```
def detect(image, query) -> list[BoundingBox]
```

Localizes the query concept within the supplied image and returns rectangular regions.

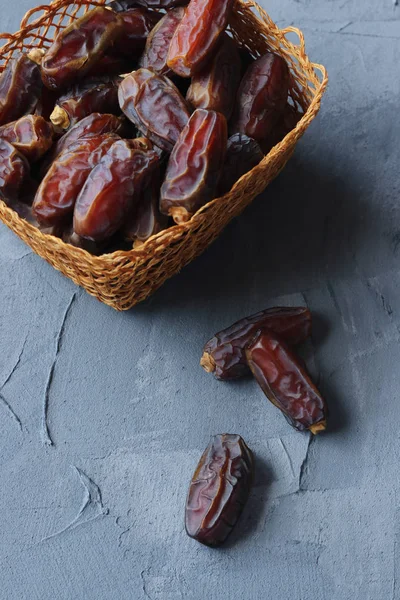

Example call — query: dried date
[86,52,134,78]
[231,52,289,142]
[33,134,118,226]
[0,115,54,163]
[139,8,185,76]
[50,78,120,131]
[114,8,161,57]
[118,69,191,152]
[0,140,30,203]
[262,103,301,154]
[160,109,227,223]
[0,54,43,126]
[245,329,328,433]
[218,133,264,195]
[186,34,241,120]
[109,0,187,10]
[74,139,159,241]
[41,7,123,90]
[185,434,254,547]
[167,0,234,77]
[201,306,311,380]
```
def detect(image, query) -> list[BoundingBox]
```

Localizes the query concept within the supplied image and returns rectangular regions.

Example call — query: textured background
[1,1,400,598]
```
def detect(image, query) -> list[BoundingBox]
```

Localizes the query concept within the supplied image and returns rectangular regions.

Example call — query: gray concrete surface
[1,1,400,598]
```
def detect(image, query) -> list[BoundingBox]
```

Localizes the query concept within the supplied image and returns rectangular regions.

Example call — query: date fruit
[231,52,289,143]
[139,8,185,76]
[41,7,123,90]
[0,140,30,202]
[119,69,191,152]
[33,134,117,226]
[109,0,188,10]
[74,139,159,241]
[185,434,254,547]
[167,0,234,78]
[218,133,264,195]
[160,109,227,223]
[186,34,241,120]
[50,78,120,131]
[114,8,161,57]
[0,115,54,163]
[201,306,312,380]
[0,54,43,126]
[246,329,328,433]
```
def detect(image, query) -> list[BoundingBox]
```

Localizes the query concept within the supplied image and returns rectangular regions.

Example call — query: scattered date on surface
[185,434,254,547]
[0,53,43,126]
[0,115,53,163]
[246,329,328,434]
[201,306,311,380]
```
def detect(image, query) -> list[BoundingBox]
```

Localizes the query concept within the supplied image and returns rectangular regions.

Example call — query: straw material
[0,0,328,310]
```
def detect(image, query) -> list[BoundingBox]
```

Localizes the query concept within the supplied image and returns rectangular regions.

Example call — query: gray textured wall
[1,1,400,598]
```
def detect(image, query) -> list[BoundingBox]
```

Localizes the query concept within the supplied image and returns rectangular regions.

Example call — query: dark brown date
[246,330,328,434]
[74,139,159,241]
[185,434,254,547]
[139,8,185,76]
[33,134,117,226]
[86,52,135,78]
[50,78,120,131]
[41,7,123,90]
[0,140,30,203]
[218,133,264,195]
[262,102,301,154]
[231,52,289,143]
[0,54,43,126]
[0,115,54,163]
[160,109,227,223]
[167,0,234,77]
[186,34,241,120]
[201,306,312,380]
[118,69,191,152]
[114,8,161,57]
[40,113,123,176]
[109,0,188,10]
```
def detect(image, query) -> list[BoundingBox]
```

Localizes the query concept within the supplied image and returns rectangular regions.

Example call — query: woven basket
[0,0,327,310]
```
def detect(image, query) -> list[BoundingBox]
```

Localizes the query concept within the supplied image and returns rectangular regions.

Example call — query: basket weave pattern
[0,0,327,310]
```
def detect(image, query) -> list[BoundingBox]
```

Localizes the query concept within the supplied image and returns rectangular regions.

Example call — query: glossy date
[74,139,159,241]
[218,133,264,195]
[167,0,234,77]
[41,7,123,90]
[160,109,227,223]
[0,115,54,163]
[109,0,187,10]
[114,8,161,57]
[246,330,328,433]
[118,69,190,152]
[0,139,30,203]
[186,34,241,120]
[185,434,254,547]
[231,52,289,143]
[139,8,185,76]
[33,134,117,226]
[0,54,43,126]
[201,306,312,380]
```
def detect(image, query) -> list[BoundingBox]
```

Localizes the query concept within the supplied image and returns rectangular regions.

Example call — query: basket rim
[0,0,328,266]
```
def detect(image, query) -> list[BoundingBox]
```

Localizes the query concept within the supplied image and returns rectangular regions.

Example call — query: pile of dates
[0,0,298,254]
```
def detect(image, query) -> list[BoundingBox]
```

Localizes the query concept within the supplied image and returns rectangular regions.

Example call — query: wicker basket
[0,0,327,310]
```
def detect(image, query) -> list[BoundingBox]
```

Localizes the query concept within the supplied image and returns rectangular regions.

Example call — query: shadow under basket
[0,0,328,311]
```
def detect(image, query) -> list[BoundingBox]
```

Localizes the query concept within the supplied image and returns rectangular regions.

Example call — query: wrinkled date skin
[160,109,227,223]
[0,140,30,203]
[231,52,289,142]
[139,8,185,76]
[118,69,191,152]
[0,54,43,126]
[246,330,328,434]
[109,0,188,10]
[201,306,312,380]
[167,0,234,77]
[186,35,241,120]
[51,78,120,130]
[0,115,54,163]
[33,134,117,226]
[114,8,161,57]
[185,434,254,547]
[86,52,134,78]
[74,139,159,241]
[41,7,123,90]
[262,102,301,154]
[218,133,264,195]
